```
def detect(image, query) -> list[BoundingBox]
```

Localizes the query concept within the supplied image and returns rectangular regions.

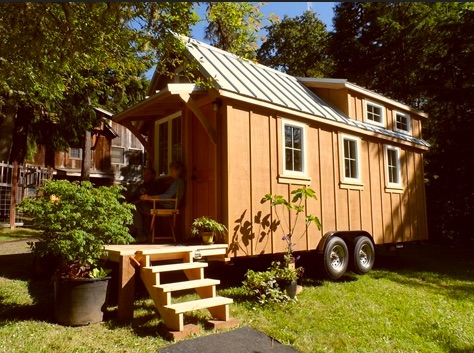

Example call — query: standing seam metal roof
[180,35,429,148]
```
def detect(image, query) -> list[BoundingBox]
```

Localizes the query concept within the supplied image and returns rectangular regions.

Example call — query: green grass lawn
[1,227,473,353]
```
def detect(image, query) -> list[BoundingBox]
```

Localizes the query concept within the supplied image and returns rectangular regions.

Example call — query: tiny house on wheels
[113,35,429,280]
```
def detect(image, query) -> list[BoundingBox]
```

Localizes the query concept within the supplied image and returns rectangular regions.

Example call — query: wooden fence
[0,161,51,226]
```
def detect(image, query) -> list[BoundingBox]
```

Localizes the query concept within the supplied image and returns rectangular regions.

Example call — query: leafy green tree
[0,2,268,226]
[330,2,474,246]
[204,2,265,59]
[257,10,334,77]
[0,2,199,165]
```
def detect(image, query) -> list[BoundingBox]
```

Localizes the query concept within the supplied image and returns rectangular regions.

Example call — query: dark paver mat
[159,326,301,353]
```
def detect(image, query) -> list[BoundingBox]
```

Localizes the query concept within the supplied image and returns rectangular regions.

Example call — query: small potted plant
[190,216,228,244]
[243,260,305,303]
[17,179,135,326]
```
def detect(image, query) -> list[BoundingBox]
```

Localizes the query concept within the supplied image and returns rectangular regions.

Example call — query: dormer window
[365,101,385,127]
[394,111,411,135]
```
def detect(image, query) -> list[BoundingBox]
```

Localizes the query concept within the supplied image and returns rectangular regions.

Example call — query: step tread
[143,262,208,273]
[165,296,233,314]
[154,279,220,292]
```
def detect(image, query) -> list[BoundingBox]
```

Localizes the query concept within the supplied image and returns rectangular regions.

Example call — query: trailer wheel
[352,236,375,274]
[322,236,349,280]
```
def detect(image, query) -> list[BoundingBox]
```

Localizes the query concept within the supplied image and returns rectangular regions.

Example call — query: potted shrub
[17,179,135,326]
[243,261,305,303]
[190,216,228,244]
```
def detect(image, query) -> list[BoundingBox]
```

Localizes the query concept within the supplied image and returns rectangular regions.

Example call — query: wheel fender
[317,230,374,253]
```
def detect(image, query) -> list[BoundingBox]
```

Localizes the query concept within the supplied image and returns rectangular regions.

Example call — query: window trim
[339,134,363,188]
[111,146,125,165]
[394,111,411,135]
[364,100,385,127]
[126,148,143,166]
[384,145,403,191]
[155,111,182,176]
[278,118,310,184]
[69,148,82,160]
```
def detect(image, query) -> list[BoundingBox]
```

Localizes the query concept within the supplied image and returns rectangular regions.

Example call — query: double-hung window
[385,145,402,188]
[394,111,411,135]
[156,112,182,176]
[281,119,308,181]
[340,134,362,185]
[365,101,385,126]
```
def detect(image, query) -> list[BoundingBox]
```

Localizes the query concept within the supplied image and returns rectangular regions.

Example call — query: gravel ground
[0,237,36,255]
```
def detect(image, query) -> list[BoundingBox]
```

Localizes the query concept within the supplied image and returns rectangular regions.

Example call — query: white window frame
[394,111,411,135]
[111,146,125,165]
[69,148,82,160]
[364,100,385,127]
[279,118,309,183]
[385,145,403,190]
[339,134,363,187]
[155,111,182,176]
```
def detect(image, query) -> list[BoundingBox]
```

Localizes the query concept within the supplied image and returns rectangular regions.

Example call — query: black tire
[322,236,349,280]
[352,236,375,274]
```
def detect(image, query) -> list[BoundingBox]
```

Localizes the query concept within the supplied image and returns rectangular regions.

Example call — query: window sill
[385,186,404,194]
[339,181,364,190]
[278,174,312,185]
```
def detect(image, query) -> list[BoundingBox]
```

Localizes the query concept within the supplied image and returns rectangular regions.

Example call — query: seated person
[127,167,162,204]
[131,162,185,243]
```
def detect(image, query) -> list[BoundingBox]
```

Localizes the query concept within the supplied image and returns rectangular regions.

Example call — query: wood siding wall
[223,102,428,258]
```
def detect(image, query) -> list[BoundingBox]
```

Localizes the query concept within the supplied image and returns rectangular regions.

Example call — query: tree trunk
[0,100,17,163]
[10,103,34,164]
[81,129,91,181]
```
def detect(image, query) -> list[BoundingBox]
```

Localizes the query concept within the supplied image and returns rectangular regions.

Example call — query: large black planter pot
[285,280,298,299]
[54,276,111,326]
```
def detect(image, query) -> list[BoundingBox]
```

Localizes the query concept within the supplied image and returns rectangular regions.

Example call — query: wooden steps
[143,262,208,273]
[137,248,238,335]
[155,279,220,293]
[165,296,233,314]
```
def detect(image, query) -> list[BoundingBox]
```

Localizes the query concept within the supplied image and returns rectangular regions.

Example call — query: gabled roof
[178,35,429,148]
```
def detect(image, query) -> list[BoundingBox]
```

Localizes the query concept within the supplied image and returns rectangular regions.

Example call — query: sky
[146,2,336,79]
[191,2,336,39]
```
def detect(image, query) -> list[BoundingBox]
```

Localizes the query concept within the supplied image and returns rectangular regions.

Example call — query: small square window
[365,101,385,126]
[111,147,125,164]
[69,148,82,160]
[395,112,411,135]
[127,149,143,165]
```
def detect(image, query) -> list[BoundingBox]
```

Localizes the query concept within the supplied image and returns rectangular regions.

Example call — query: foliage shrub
[260,186,321,266]
[17,179,135,278]
[242,261,303,305]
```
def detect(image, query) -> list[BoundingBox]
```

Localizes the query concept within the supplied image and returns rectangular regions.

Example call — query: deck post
[117,255,136,322]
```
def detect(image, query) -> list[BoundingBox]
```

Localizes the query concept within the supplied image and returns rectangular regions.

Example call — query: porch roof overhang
[113,83,204,125]
[112,83,213,162]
